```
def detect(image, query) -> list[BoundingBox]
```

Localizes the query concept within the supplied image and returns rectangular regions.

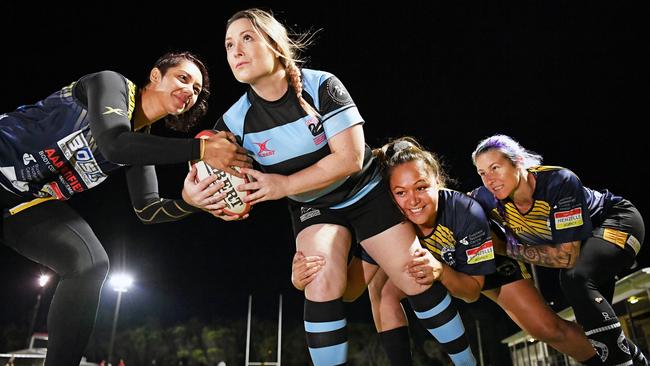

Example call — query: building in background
[502,268,650,365]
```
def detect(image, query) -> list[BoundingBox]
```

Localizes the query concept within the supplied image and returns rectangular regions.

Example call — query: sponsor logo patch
[466,240,495,264]
[601,228,628,248]
[554,207,583,230]
[22,153,36,165]
[252,139,275,157]
[299,207,321,222]
[59,131,106,188]
[103,106,126,116]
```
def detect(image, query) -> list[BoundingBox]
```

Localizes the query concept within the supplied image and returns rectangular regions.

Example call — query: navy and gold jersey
[356,189,496,275]
[0,71,135,200]
[419,189,496,276]
[471,166,622,246]
[216,69,380,209]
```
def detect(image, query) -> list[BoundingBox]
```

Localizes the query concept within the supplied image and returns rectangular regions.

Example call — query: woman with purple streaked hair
[471,134,647,365]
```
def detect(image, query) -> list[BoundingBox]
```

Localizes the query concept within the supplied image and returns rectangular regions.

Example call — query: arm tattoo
[507,242,577,268]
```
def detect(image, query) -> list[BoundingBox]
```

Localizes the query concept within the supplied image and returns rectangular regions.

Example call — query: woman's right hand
[183,165,250,221]
[406,248,443,285]
[291,251,325,291]
[202,131,252,178]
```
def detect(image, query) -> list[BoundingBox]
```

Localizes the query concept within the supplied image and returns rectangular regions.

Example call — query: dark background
[0,0,647,360]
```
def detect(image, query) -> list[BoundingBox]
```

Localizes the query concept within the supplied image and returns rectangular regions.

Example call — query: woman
[471,134,646,365]
[183,9,475,365]
[294,137,603,365]
[0,51,250,366]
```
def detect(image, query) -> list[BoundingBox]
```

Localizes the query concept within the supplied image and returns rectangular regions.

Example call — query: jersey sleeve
[125,164,199,224]
[316,74,364,139]
[453,195,496,276]
[469,186,502,222]
[547,169,593,243]
[82,71,201,165]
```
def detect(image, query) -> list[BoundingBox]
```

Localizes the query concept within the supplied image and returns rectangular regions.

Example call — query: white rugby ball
[192,129,251,216]
[191,160,251,216]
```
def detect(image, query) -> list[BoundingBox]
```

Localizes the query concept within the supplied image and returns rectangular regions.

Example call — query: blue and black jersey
[471,166,622,246]
[216,69,380,208]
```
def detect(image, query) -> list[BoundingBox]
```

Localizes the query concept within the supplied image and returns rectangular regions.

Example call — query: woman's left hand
[238,168,290,205]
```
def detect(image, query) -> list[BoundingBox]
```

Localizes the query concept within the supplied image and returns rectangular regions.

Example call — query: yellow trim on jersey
[61,82,76,98]
[420,225,455,257]
[8,196,56,215]
[126,79,136,120]
[528,165,564,173]
[502,201,553,241]
[518,261,532,279]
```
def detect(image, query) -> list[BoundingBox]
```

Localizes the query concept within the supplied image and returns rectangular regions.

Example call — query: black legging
[560,211,646,365]
[2,198,109,366]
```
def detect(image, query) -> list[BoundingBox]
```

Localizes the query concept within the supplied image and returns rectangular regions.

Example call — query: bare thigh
[297,223,352,301]
[361,221,427,296]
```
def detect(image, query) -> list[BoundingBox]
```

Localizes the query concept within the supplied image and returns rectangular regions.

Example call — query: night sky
[0,0,647,350]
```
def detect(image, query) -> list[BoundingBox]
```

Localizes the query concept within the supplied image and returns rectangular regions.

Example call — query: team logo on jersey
[466,241,495,264]
[326,77,352,105]
[305,116,326,145]
[252,139,275,157]
[554,207,583,230]
[22,153,36,165]
[441,246,456,267]
[103,106,126,116]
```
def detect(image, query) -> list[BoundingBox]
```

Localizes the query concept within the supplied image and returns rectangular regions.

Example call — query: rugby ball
[191,130,251,216]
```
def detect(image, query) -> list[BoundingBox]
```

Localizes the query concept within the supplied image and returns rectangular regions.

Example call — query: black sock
[304,298,348,366]
[379,326,412,366]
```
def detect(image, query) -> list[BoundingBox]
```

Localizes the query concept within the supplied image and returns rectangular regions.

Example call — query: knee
[560,268,590,294]
[306,270,346,301]
[526,318,571,344]
[66,247,110,281]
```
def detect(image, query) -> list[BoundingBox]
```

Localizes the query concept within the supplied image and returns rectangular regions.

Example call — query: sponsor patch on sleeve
[466,240,495,264]
[554,208,584,230]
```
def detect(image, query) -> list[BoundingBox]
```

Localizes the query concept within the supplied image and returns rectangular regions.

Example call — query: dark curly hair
[148,51,210,132]
[374,136,451,189]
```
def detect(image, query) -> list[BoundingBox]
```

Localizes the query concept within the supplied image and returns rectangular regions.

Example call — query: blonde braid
[285,60,320,118]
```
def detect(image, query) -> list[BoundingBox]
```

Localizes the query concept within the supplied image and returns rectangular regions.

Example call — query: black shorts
[594,198,645,257]
[482,255,531,291]
[289,180,406,243]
